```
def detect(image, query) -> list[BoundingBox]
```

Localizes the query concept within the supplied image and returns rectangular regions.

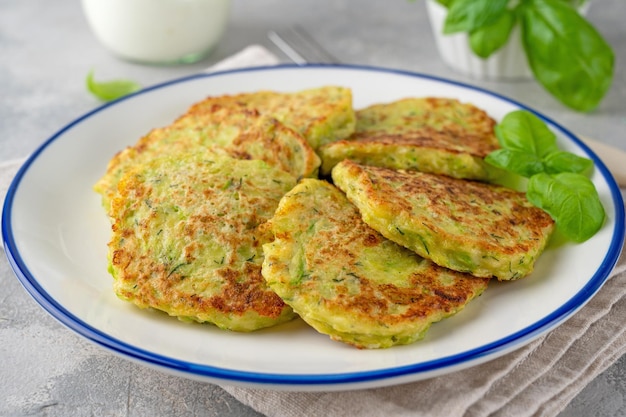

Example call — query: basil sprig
[485,110,605,242]
[438,0,614,112]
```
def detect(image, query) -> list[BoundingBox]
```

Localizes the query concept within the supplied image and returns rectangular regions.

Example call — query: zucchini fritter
[318,97,501,179]
[94,106,320,210]
[188,85,356,149]
[332,160,554,281]
[262,179,490,349]
[108,152,297,331]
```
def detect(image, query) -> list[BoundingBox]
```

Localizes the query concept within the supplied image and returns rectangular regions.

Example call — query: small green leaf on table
[86,71,141,102]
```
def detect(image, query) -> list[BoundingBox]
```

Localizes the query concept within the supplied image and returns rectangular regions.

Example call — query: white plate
[3,65,624,391]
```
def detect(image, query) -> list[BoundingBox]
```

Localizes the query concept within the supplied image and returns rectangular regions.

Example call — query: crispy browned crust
[332,160,555,280]
[347,126,498,158]
[372,167,551,253]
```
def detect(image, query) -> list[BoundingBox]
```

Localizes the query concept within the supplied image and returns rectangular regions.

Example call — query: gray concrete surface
[1,0,625,416]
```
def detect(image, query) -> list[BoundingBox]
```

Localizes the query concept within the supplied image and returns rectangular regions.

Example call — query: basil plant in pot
[425,0,614,112]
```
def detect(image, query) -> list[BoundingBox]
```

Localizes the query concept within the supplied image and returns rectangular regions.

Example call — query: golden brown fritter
[332,160,554,281]
[262,179,490,349]
[108,152,297,331]
[187,85,356,149]
[318,97,501,179]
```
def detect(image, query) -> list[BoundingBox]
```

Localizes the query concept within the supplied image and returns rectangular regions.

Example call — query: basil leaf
[443,0,510,34]
[543,150,593,175]
[436,0,454,7]
[519,0,614,111]
[485,149,544,178]
[86,71,141,102]
[562,0,588,8]
[485,109,606,242]
[469,9,516,58]
[527,172,605,242]
[495,110,558,157]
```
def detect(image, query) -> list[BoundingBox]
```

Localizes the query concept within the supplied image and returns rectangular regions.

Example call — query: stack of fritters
[97,88,555,348]
[262,179,490,349]
[260,96,553,347]
[98,86,354,332]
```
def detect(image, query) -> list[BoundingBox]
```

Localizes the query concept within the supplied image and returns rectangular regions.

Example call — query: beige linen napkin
[3,46,625,417]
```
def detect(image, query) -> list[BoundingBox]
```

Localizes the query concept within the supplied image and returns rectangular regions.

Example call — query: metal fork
[267,25,339,65]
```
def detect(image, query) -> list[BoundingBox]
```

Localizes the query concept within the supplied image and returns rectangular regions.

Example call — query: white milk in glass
[82,0,231,64]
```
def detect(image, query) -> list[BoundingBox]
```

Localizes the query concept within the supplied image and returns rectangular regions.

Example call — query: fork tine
[267,26,340,65]
[291,25,340,64]
[267,30,308,65]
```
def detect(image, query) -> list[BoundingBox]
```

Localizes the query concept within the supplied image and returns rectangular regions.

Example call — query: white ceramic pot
[82,0,231,65]
[425,0,531,80]
[425,0,590,80]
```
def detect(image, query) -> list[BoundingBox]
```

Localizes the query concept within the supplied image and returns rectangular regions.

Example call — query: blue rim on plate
[3,64,625,388]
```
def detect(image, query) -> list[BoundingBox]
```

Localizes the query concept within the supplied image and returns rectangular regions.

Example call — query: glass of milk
[81,0,231,65]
